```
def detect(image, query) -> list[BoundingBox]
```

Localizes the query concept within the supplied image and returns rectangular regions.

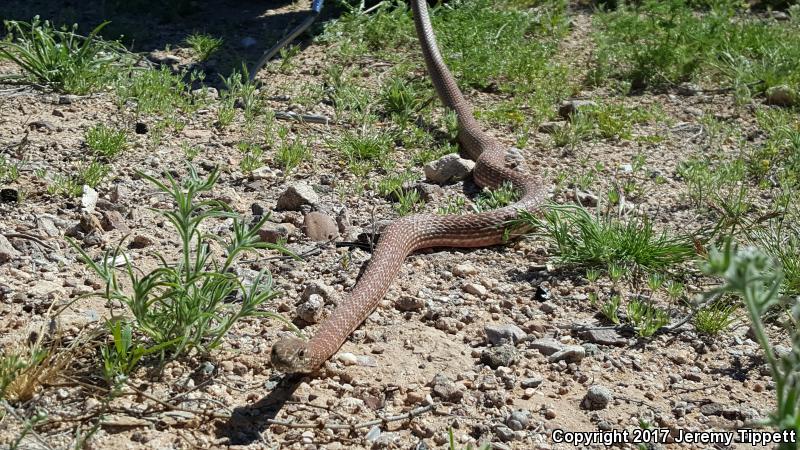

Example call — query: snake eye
[297,349,307,359]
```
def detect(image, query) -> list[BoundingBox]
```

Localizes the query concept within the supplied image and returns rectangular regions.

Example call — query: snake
[270,0,547,373]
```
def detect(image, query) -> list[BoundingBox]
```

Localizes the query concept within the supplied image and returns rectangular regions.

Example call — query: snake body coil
[270,0,547,373]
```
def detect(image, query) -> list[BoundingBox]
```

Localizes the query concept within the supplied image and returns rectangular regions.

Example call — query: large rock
[485,324,527,346]
[766,85,797,107]
[276,183,319,210]
[423,153,475,184]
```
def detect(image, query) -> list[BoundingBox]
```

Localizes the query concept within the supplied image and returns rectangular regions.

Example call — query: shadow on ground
[0,0,336,78]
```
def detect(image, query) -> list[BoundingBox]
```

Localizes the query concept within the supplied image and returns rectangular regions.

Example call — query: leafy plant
[473,182,519,212]
[703,240,798,446]
[70,166,292,365]
[0,17,127,93]
[516,204,695,271]
[238,142,264,174]
[0,155,21,184]
[626,298,669,337]
[276,139,311,174]
[86,123,128,158]
[694,299,738,335]
[185,33,222,61]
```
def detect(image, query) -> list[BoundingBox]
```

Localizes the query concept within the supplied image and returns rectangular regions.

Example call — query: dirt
[0,1,790,450]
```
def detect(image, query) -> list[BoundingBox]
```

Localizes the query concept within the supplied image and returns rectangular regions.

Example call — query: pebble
[766,85,796,107]
[276,182,319,210]
[494,425,516,442]
[258,222,295,243]
[431,373,463,402]
[558,99,597,119]
[337,353,358,366]
[395,296,425,312]
[463,283,487,297]
[580,328,627,346]
[484,324,527,346]
[296,293,324,323]
[301,281,336,302]
[529,338,563,356]
[453,263,478,277]
[423,153,475,184]
[302,211,338,241]
[0,234,19,263]
[81,185,99,213]
[481,345,516,369]
[101,210,129,232]
[548,345,585,363]
[581,385,612,410]
[506,409,530,431]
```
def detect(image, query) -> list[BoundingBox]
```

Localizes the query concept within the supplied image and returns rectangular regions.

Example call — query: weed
[85,123,128,158]
[626,298,669,337]
[394,188,424,216]
[590,0,800,94]
[70,167,292,368]
[749,219,800,296]
[185,33,222,61]
[47,161,109,197]
[702,240,798,446]
[0,17,127,93]
[276,139,311,174]
[382,77,422,123]
[277,44,301,73]
[237,142,264,174]
[592,292,621,325]
[516,204,695,271]
[181,142,201,161]
[473,182,519,212]
[117,66,197,117]
[0,155,21,184]
[694,299,738,335]
[336,128,393,173]
[438,196,467,215]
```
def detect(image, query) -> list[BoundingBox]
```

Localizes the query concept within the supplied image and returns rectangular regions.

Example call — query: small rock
[276,183,319,210]
[463,283,487,298]
[494,425,516,442]
[484,324,527,346]
[534,285,550,301]
[258,222,295,244]
[548,345,586,363]
[506,409,530,431]
[301,281,335,303]
[0,235,20,264]
[58,95,78,104]
[700,402,724,417]
[539,302,557,314]
[581,385,612,410]
[579,328,627,346]
[36,217,60,237]
[337,353,358,366]
[335,207,350,234]
[558,100,597,119]
[81,185,99,213]
[575,190,598,207]
[423,153,475,184]
[766,85,796,107]
[521,376,543,389]
[529,338,563,356]
[101,210,130,233]
[676,83,700,96]
[129,234,155,249]
[302,211,338,241]
[297,294,324,323]
[430,373,463,402]
[110,184,128,204]
[537,121,561,134]
[453,263,478,277]
[771,10,789,21]
[481,345,517,369]
[396,296,425,312]
[250,166,277,180]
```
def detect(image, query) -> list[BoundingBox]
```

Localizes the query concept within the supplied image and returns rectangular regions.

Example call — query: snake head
[270,337,315,373]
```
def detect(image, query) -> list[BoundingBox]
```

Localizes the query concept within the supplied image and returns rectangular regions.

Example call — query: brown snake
[270,0,547,373]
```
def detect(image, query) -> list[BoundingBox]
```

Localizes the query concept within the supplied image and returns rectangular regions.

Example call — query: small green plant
[702,240,798,446]
[694,299,738,335]
[0,17,126,94]
[594,293,621,325]
[393,188,423,216]
[238,142,264,174]
[0,155,21,184]
[516,204,695,271]
[278,44,301,73]
[117,66,198,117]
[85,123,128,158]
[47,161,109,197]
[627,298,669,337]
[382,77,421,122]
[438,196,467,215]
[336,128,393,173]
[276,139,311,174]
[181,142,201,161]
[101,320,171,382]
[473,182,519,212]
[70,166,292,366]
[185,33,222,61]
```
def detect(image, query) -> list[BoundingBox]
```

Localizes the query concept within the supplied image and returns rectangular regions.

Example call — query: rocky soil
[0,2,791,450]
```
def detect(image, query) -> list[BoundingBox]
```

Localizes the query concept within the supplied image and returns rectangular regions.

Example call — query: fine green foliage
[0,155,21,184]
[116,66,198,116]
[749,219,800,296]
[47,161,109,197]
[694,299,738,335]
[516,204,695,271]
[275,139,311,174]
[382,77,422,122]
[184,33,222,61]
[237,142,264,174]
[70,167,292,372]
[626,298,669,337]
[703,240,798,446]
[336,128,394,175]
[0,17,127,94]
[473,182,519,212]
[85,123,128,158]
[590,0,800,94]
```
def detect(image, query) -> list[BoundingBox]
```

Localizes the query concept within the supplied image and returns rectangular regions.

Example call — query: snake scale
[270,0,547,373]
